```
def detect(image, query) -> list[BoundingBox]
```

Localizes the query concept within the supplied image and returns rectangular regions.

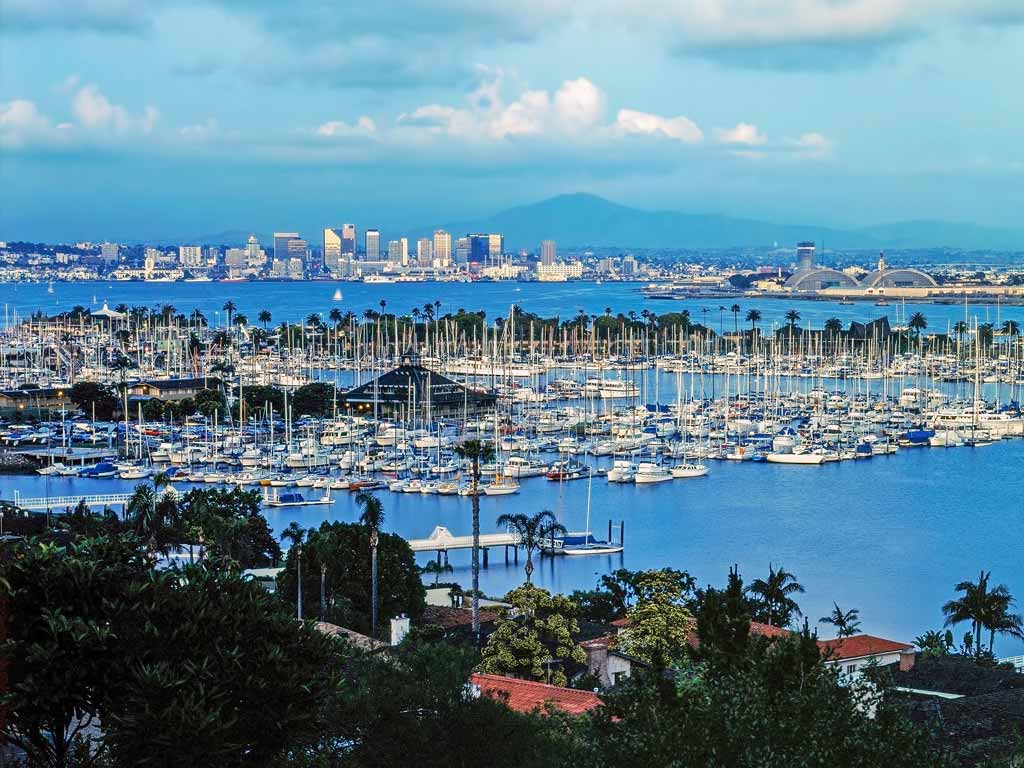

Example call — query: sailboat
[332,289,343,301]
[560,466,624,555]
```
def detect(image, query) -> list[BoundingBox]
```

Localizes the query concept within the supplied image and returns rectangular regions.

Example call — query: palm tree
[953,320,969,352]
[745,308,761,330]
[328,308,343,326]
[785,309,801,328]
[824,317,843,335]
[233,313,248,329]
[282,523,307,619]
[730,304,741,335]
[356,491,385,636]
[1001,319,1020,337]
[943,570,990,655]
[983,587,1024,653]
[126,475,178,556]
[453,439,495,636]
[222,300,237,329]
[747,563,804,627]
[820,602,861,638]
[258,309,272,329]
[421,560,454,585]
[908,311,928,337]
[496,510,567,583]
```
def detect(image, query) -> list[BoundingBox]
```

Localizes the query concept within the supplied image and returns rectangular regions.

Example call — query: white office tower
[433,230,451,267]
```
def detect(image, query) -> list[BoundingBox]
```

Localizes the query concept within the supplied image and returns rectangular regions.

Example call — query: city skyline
[2,3,1023,241]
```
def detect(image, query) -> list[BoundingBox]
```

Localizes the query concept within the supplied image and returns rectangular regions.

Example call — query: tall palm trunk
[370,531,379,636]
[471,457,481,636]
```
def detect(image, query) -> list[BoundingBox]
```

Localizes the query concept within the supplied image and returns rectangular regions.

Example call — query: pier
[8,491,133,512]
[409,525,577,566]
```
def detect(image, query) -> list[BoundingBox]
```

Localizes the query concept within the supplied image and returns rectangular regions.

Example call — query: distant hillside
[432,193,1022,251]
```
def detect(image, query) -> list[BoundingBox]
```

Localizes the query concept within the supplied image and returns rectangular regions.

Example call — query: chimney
[899,648,916,672]
[586,642,610,687]
[390,614,410,646]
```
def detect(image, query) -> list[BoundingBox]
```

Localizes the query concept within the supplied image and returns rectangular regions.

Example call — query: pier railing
[9,491,133,511]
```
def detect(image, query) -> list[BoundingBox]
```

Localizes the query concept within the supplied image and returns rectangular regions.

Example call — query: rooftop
[470,673,602,715]
[818,634,914,661]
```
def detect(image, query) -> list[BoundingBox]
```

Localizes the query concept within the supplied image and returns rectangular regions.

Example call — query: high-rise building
[323,228,343,273]
[274,232,299,262]
[540,240,556,266]
[455,237,470,265]
[365,229,380,261]
[621,255,638,275]
[488,233,504,263]
[225,248,246,268]
[416,238,433,267]
[100,243,119,263]
[178,245,203,268]
[469,234,489,264]
[342,224,356,258]
[387,240,402,264]
[796,241,816,271]
[287,238,308,264]
[400,237,409,266]
[246,234,265,267]
[432,230,451,267]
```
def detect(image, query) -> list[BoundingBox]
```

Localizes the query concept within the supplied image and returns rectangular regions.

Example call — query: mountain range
[435,194,1023,251]
[188,193,1022,251]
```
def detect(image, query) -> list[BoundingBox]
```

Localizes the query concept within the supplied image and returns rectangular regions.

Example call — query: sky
[1,1,1022,242]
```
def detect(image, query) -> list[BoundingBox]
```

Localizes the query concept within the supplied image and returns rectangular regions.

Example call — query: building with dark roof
[341,359,496,419]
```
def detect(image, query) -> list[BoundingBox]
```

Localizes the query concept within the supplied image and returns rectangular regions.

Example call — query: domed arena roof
[862,268,936,288]
[784,268,861,291]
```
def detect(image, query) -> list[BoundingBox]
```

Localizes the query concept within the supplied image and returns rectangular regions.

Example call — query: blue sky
[1,1,1022,242]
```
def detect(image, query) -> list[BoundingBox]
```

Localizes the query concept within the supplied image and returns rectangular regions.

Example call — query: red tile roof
[470,673,602,716]
[750,621,793,639]
[818,634,914,661]
[422,605,498,630]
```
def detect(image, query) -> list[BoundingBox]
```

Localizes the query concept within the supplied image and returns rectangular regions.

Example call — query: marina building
[341,359,497,419]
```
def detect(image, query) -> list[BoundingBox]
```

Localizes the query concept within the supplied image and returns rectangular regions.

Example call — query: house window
[612,671,627,685]
[845,664,858,675]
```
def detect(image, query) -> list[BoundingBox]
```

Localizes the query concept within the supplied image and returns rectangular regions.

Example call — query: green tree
[495,509,566,583]
[745,308,762,334]
[291,382,337,418]
[785,309,801,327]
[222,300,237,329]
[943,570,990,656]
[421,559,454,585]
[193,388,227,419]
[478,583,585,687]
[258,309,271,329]
[914,629,955,658]
[824,317,843,335]
[0,535,151,768]
[277,520,425,635]
[616,570,697,667]
[68,381,118,420]
[820,602,862,638]
[694,566,753,669]
[908,311,928,337]
[101,564,343,767]
[586,628,944,768]
[356,490,386,635]
[1001,319,1020,337]
[453,439,495,636]
[747,563,804,627]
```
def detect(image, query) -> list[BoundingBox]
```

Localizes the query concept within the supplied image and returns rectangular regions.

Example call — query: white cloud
[71,84,158,135]
[180,118,221,140]
[717,122,766,145]
[619,0,1024,49]
[0,99,71,149]
[554,78,605,131]
[315,116,377,138]
[615,108,704,143]
[787,131,832,156]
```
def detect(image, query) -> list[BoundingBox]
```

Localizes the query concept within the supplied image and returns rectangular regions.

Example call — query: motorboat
[670,462,709,478]
[606,460,637,483]
[634,462,672,484]
[482,477,521,495]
